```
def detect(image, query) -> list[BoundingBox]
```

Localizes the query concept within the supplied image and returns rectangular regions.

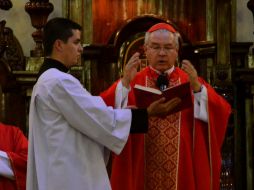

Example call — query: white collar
[149,65,175,75]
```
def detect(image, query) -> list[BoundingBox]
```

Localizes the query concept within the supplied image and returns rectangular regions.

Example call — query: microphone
[156,73,169,91]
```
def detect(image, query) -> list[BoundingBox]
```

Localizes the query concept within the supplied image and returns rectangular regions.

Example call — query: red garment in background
[0,123,28,190]
[101,67,231,190]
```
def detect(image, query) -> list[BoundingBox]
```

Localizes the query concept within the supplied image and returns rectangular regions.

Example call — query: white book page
[134,84,162,95]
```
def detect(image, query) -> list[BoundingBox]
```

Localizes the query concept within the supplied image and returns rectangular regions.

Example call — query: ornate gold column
[214,0,232,86]
[63,0,92,90]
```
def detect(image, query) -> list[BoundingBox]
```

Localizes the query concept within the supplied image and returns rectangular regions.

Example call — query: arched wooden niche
[107,14,191,76]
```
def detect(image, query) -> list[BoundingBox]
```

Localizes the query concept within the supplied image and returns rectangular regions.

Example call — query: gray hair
[144,29,180,50]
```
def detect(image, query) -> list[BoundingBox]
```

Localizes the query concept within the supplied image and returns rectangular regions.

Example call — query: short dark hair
[43,17,82,56]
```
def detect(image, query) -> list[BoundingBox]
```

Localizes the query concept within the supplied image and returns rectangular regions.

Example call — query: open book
[133,82,193,114]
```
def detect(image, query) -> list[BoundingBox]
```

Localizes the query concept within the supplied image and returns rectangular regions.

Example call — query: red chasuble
[101,67,231,190]
[0,123,28,190]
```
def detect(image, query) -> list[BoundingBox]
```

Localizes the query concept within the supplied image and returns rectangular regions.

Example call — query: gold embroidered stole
[145,74,181,190]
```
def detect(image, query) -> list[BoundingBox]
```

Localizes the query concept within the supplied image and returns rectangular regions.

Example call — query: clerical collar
[149,65,175,75]
[37,58,69,80]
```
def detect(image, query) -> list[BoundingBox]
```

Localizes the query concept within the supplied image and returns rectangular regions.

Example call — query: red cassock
[0,123,28,190]
[101,67,231,190]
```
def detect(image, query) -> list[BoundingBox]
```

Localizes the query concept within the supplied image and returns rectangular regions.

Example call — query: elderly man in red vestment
[0,122,28,190]
[101,23,231,190]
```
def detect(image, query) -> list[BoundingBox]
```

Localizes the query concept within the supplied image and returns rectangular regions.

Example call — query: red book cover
[134,82,193,114]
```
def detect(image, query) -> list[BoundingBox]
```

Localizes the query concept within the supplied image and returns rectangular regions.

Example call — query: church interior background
[0,0,253,189]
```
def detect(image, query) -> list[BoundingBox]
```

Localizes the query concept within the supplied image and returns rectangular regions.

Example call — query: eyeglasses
[147,45,176,54]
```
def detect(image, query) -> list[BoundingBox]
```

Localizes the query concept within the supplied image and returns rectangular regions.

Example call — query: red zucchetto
[147,22,176,33]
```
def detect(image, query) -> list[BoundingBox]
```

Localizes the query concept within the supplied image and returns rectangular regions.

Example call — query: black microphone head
[156,74,169,91]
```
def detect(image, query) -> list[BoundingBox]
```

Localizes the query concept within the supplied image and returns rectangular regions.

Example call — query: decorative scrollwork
[0,20,25,71]
[0,0,12,10]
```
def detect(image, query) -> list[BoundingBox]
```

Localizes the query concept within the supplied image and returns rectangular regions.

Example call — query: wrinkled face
[62,29,83,67]
[144,30,178,72]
